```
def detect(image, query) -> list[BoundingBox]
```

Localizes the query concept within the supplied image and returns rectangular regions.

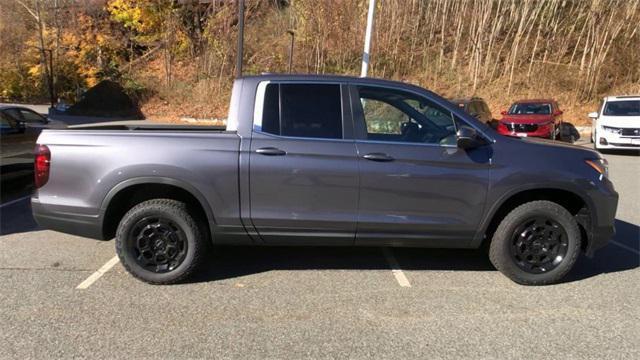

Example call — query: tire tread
[115,199,207,285]
[489,200,581,285]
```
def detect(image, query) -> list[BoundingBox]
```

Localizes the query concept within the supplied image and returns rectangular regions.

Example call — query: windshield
[603,100,640,116]
[508,103,551,115]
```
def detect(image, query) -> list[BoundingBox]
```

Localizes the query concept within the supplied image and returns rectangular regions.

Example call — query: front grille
[620,128,640,137]
[506,123,538,132]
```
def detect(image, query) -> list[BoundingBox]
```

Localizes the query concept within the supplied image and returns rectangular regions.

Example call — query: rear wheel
[116,199,208,284]
[489,201,581,285]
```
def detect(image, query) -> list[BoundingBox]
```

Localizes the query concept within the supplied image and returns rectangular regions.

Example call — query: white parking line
[0,195,31,208]
[76,255,120,289]
[382,248,411,287]
[610,240,639,255]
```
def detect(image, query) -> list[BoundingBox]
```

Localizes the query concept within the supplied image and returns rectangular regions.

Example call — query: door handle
[255,147,286,156]
[362,153,394,162]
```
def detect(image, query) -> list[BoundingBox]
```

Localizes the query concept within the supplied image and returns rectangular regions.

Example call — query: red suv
[497,99,563,139]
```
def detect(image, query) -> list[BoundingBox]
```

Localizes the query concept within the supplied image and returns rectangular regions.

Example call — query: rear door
[350,84,491,247]
[248,82,359,245]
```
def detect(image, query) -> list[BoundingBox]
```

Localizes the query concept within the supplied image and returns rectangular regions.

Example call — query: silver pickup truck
[32,75,618,285]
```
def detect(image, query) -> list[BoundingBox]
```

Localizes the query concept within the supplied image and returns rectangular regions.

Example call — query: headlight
[602,125,622,134]
[585,158,609,178]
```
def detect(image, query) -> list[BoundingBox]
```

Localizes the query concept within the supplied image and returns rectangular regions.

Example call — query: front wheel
[116,199,208,284]
[489,201,581,285]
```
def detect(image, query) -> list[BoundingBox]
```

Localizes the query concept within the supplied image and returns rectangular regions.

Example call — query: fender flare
[99,176,216,226]
[472,183,595,247]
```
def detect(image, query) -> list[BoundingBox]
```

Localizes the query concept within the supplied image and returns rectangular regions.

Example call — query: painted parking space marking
[0,195,31,208]
[610,240,639,255]
[76,255,120,289]
[382,248,411,287]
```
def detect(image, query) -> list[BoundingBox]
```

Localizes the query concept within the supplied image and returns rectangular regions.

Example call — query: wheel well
[102,183,211,240]
[483,189,591,251]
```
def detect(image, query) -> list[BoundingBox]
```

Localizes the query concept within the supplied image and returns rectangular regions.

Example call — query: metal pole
[360,0,376,77]
[236,0,245,78]
[287,30,295,73]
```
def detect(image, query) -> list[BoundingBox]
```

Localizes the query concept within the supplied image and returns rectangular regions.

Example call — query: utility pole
[287,30,295,73]
[236,0,245,78]
[360,0,376,77]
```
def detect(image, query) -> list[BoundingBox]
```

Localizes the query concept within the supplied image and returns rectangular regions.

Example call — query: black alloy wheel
[116,199,208,284]
[129,217,188,273]
[489,200,581,285]
[510,216,569,274]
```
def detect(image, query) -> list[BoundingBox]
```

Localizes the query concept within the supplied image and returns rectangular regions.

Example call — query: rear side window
[260,83,343,139]
[20,109,45,123]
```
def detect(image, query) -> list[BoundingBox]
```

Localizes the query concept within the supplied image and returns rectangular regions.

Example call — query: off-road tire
[489,201,581,285]
[115,199,208,284]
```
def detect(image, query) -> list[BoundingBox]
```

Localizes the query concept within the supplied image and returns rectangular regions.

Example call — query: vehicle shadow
[0,180,38,236]
[188,246,495,284]
[189,218,638,284]
[565,219,639,282]
[599,149,640,156]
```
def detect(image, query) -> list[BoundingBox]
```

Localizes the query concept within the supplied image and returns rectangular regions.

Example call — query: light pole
[360,0,376,77]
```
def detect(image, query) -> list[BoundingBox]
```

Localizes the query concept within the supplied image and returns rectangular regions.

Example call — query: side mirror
[500,110,508,116]
[588,112,599,119]
[555,110,563,115]
[456,126,484,149]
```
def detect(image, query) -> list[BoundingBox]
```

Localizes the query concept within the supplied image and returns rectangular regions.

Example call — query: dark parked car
[32,75,617,286]
[498,99,563,139]
[0,106,65,183]
[450,97,496,128]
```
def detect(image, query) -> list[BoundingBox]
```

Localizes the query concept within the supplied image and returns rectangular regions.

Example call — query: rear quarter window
[260,83,343,139]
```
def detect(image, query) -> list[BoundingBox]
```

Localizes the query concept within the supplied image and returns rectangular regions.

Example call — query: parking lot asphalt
[0,145,638,359]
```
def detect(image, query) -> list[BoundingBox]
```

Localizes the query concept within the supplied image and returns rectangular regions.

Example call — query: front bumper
[583,179,619,256]
[595,132,640,150]
[497,123,553,138]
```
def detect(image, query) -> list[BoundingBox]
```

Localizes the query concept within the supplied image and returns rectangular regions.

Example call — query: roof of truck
[240,74,430,91]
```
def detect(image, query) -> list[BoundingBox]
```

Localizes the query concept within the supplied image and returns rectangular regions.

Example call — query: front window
[508,103,552,115]
[356,86,457,145]
[603,100,640,116]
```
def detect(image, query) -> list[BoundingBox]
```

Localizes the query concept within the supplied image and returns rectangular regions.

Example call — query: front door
[249,82,359,245]
[350,84,491,247]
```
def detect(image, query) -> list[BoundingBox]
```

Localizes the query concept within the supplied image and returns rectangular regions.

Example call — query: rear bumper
[31,198,105,240]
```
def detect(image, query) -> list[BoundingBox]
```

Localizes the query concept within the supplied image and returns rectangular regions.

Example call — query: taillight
[34,144,51,188]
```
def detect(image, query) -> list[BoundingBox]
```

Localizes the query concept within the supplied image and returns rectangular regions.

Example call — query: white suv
[590,95,640,151]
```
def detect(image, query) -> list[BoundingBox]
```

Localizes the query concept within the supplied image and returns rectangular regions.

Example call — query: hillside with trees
[1,0,639,125]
